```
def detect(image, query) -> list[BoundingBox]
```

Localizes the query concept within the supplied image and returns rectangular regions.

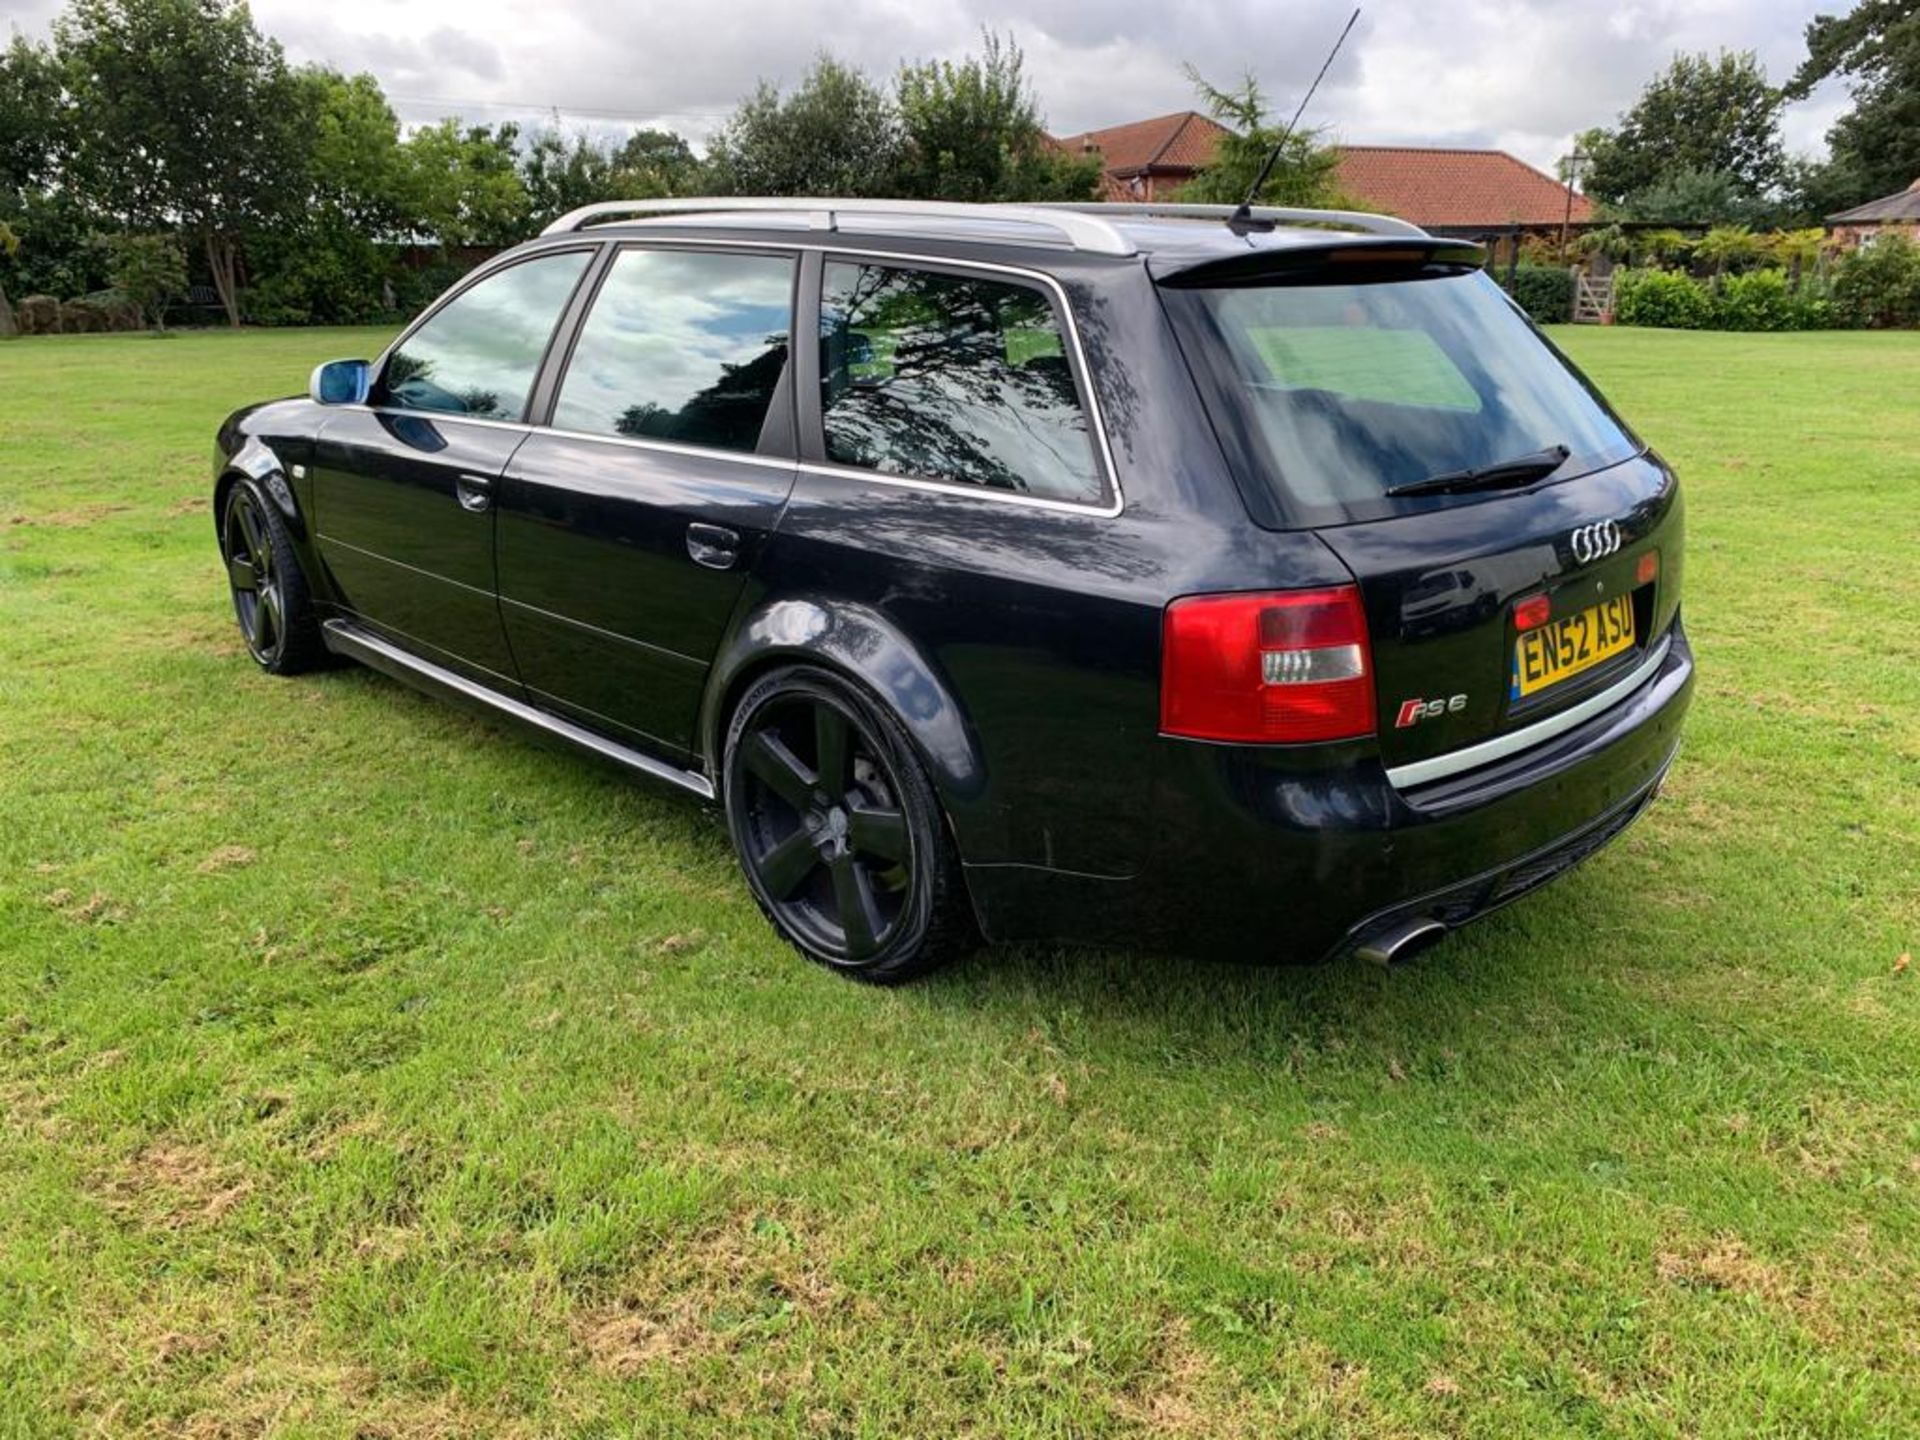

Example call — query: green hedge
[1505,265,1574,324]
[1613,268,1836,332]
[1614,270,1715,329]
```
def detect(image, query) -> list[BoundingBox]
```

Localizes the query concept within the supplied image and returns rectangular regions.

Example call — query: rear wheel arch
[701,598,992,851]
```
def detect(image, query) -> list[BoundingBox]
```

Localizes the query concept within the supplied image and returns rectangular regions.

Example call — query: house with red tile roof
[1333,145,1592,229]
[1051,111,1235,202]
[1052,112,1594,234]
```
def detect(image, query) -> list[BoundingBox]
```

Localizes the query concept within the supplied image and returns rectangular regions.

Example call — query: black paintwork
[213,214,1693,964]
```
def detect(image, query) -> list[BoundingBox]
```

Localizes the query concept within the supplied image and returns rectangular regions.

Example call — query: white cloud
[5,0,1852,170]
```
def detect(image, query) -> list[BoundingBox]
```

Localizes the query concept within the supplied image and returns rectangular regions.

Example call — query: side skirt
[321,619,716,802]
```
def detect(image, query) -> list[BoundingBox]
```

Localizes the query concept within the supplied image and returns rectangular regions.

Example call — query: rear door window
[552,248,796,454]
[381,251,591,421]
[817,261,1105,505]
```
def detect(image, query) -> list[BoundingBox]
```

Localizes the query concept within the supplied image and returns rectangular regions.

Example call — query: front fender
[219,435,308,538]
[699,595,993,851]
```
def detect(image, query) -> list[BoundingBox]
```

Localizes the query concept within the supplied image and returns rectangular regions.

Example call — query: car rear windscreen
[1167,270,1642,527]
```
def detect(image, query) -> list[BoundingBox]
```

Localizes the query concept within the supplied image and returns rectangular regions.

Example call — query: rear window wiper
[1386,444,1571,499]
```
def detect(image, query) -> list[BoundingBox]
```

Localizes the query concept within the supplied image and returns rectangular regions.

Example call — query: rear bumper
[966,618,1693,962]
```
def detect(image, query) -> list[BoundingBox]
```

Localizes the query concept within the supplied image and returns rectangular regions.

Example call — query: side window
[381,251,591,421]
[552,248,795,453]
[818,262,1104,505]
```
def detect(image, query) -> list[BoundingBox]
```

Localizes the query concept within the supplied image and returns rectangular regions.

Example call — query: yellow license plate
[1512,594,1636,699]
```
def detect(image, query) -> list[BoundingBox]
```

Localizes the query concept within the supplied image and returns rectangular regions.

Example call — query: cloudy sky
[2,0,1852,175]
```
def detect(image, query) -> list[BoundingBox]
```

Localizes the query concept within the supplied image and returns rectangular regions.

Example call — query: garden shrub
[1613,269,1713,329]
[78,289,141,330]
[16,295,60,334]
[1506,265,1574,324]
[1713,269,1798,331]
[1832,235,1920,329]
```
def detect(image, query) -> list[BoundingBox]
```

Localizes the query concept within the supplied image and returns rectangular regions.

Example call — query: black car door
[312,248,595,685]
[495,244,800,760]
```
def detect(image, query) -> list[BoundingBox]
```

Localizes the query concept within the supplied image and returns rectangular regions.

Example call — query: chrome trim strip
[1386,636,1673,790]
[321,619,715,801]
[362,405,533,436]
[795,460,1118,516]
[529,424,800,472]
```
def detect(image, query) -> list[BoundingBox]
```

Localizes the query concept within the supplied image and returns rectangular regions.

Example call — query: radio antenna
[1230,6,1361,232]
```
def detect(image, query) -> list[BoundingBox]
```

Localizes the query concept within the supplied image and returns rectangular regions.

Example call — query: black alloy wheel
[724,666,970,982]
[222,478,322,674]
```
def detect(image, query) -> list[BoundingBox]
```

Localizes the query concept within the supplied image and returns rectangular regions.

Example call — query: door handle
[455,473,493,513]
[686,523,741,570]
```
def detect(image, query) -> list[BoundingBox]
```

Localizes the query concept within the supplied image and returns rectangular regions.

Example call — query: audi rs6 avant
[212,198,1692,982]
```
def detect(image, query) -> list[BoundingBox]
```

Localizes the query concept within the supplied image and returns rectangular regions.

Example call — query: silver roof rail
[1026,201,1429,239]
[539,196,1141,256]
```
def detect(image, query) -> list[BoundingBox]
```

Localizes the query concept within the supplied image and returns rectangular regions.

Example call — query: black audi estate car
[212,198,1692,982]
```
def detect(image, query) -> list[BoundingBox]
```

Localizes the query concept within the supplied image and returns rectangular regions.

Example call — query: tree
[0,34,87,312]
[401,120,529,249]
[232,68,409,327]
[55,0,307,327]
[893,32,1098,202]
[705,56,903,196]
[297,68,410,236]
[1175,70,1343,207]
[1616,166,1780,226]
[102,232,187,328]
[521,129,623,229]
[1788,0,1920,209]
[0,35,64,199]
[614,130,699,195]
[1583,52,1786,211]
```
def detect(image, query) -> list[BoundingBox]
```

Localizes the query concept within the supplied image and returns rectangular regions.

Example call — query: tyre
[220,476,325,675]
[723,665,974,983]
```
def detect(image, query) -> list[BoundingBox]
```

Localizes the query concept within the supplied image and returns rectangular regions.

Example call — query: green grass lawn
[1,324,1916,1437]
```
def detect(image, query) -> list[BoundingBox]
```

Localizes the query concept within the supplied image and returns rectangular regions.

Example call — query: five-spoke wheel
[221,477,322,674]
[224,485,285,664]
[723,666,971,981]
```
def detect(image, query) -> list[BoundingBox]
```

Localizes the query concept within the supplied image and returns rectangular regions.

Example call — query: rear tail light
[1636,550,1659,585]
[1161,586,1376,743]
[1513,592,1551,631]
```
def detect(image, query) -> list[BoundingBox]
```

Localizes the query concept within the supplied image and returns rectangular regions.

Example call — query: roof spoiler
[1150,234,1486,286]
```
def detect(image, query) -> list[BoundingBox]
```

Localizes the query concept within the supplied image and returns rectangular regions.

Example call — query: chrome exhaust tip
[1355,916,1448,967]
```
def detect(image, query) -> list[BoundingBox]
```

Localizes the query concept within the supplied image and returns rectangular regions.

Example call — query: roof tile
[1052,111,1234,176]
[1048,118,1594,227]
[1332,146,1591,227]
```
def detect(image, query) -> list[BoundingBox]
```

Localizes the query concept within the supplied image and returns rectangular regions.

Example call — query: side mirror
[310,359,372,406]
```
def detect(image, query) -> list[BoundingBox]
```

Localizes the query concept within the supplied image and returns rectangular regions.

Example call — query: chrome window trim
[1385,635,1673,790]
[363,235,1126,519]
[794,460,1117,517]
[526,424,799,473]
[360,405,533,435]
